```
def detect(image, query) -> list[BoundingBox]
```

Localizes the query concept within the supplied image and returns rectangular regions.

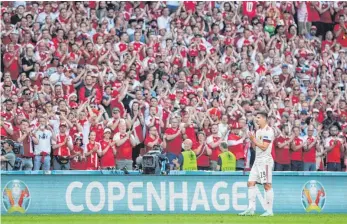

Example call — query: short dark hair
[21,119,30,124]
[256,111,268,120]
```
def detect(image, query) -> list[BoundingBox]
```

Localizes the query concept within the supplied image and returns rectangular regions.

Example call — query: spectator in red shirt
[144,125,166,153]
[274,124,293,171]
[85,131,102,170]
[163,117,184,169]
[303,125,320,171]
[113,121,136,170]
[70,134,87,170]
[290,126,305,171]
[323,126,343,171]
[227,123,246,170]
[207,123,223,171]
[193,131,212,170]
[52,122,73,170]
[99,128,117,169]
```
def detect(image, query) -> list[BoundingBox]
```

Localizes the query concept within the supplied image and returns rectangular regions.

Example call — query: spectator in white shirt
[33,116,56,170]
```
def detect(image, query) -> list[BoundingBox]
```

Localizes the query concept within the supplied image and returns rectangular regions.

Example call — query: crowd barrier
[1,171,347,215]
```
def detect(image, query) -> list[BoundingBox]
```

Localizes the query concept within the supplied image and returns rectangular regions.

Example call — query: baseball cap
[311,26,317,30]
[326,108,333,112]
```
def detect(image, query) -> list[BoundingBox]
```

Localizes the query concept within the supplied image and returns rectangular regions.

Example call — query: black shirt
[21,57,35,76]
[10,14,22,25]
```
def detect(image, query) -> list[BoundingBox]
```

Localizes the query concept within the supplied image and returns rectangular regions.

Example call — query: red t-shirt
[291,137,303,161]
[185,124,197,146]
[90,123,104,143]
[114,133,132,160]
[144,135,162,153]
[326,137,342,163]
[207,135,222,161]
[54,134,70,156]
[86,142,101,170]
[227,134,244,160]
[242,1,257,19]
[99,139,115,167]
[193,142,210,167]
[275,136,291,164]
[164,128,183,155]
[303,136,316,163]
[70,146,87,170]
[334,23,347,47]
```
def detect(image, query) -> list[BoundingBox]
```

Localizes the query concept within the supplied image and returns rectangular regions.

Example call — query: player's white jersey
[255,125,274,163]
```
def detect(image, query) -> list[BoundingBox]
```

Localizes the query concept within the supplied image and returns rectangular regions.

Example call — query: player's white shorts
[249,161,273,184]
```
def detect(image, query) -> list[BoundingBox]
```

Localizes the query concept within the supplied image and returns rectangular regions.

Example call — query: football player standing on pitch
[239,111,275,217]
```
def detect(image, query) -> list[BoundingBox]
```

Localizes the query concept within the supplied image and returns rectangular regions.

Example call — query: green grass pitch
[2,214,347,224]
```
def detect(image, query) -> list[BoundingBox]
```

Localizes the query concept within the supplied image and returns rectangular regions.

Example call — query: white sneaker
[260,211,274,217]
[238,208,255,216]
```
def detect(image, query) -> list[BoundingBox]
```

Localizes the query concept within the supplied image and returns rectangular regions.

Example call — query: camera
[140,145,169,175]
[0,140,21,155]
[1,140,22,171]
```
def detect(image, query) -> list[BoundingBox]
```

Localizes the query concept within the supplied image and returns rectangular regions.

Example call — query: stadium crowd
[1,1,347,172]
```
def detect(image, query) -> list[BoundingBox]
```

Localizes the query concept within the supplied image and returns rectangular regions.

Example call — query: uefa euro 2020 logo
[2,180,31,213]
[301,180,326,212]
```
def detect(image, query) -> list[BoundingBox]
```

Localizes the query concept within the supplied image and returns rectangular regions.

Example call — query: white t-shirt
[34,129,53,155]
[255,125,274,163]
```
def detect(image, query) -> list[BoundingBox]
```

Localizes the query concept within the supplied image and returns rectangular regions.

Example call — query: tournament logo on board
[301,180,326,212]
[2,180,31,214]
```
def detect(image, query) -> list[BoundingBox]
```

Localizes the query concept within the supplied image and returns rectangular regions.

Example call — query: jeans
[20,158,33,170]
[116,160,133,171]
[291,160,304,171]
[34,155,51,171]
[275,162,291,171]
[304,162,316,171]
[327,162,342,171]
[236,159,245,170]
[210,161,218,171]
[53,157,70,170]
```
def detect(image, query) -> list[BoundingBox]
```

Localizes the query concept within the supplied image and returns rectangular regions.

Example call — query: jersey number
[246,2,254,12]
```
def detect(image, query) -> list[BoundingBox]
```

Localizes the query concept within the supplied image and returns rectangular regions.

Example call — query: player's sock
[265,188,274,213]
[248,186,256,210]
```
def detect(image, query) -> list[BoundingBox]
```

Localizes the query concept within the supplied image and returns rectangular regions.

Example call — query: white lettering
[232,182,247,211]
[147,182,166,211]
[128,182,144,211]
[211,181,229,211]
[86,182,105,212]
[191,182,210,211]
[108,182,125,211]
[169,182,188,211]
[66,182,84,212]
